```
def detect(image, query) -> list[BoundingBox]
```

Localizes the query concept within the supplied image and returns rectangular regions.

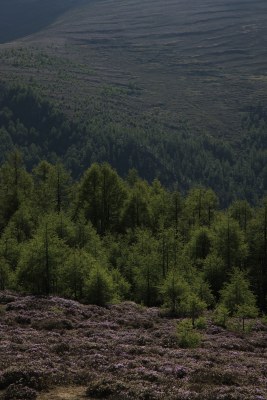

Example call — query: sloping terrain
[0,0,266,202]
[0,292,267,399]
[0,0,267,138]
[0,0,85,44]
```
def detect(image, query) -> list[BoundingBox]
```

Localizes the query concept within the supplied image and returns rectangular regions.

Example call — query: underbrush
[176,319,202,349]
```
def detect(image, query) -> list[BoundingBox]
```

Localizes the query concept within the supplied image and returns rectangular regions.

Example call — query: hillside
[0,0,266,201]
[0,0,85,44]
[0,293,267,400]
[1,0,267,136]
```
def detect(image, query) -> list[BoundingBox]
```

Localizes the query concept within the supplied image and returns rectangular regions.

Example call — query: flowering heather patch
[0,292,266,399]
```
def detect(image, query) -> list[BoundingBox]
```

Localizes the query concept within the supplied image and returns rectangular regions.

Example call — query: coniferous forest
[1,149,266,316]
[1,0,267,397]
[1,148,267,399]
[0,83,266,206]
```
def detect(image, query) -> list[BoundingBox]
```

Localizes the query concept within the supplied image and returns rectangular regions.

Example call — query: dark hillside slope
[0,0,266,139]
[0,0,266,202]
[0,83,266,204]
[0,0,85,44]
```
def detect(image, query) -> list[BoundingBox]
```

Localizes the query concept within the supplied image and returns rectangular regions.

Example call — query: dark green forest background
[0,83,266,206]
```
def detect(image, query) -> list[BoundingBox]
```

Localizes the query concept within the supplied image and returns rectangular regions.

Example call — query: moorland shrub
[176,319,202,348]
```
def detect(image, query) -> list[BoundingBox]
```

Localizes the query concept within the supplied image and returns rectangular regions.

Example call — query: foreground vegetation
[0,293,266,400]
[0,150,266,320]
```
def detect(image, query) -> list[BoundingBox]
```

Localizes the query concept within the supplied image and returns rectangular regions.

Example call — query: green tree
[5,205,35,243]
[229,200,252,233]
[129,229,161,306]
[85,265,113,306]
[79,163,127,233]
[213,304,229,328]
[0,258,12,290]
[212,214,248,271]
[220,268,258,316]
[149,179,170,231]
[247,199,267,310]
[60,249,94,300]
[121,180,151,230]
[181,293,207,327]
[0,150,32,229]
[236,303,258,331]
[186,227,212,268]
[167,190,182,234]
[111,268,130,302]
[160,269,190,314]
[0,231,20,271]
[32,161,71,215]
[16,224,68,294]
[184,188,218,227]
[156,227,182,279]
[203,253,227,297]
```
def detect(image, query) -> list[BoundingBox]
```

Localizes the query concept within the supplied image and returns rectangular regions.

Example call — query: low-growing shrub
[14,315,31,325]
[52,341,70,354]
[2,384,37,400]
[31,318,73,330]
[194,316,207,330]
[0,304,6,315]
[0,369,47,390]
[226,318,254,333]
[86,378,126,398]
[191,368,239,386]
[176,319,202,348]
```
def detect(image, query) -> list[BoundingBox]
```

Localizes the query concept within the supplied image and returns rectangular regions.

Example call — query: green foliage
[16,225,68,294]
[0,82,266,206]
[211,215,248,271]
[85,266,114,306]
[78,163,127,234]
[128,229,161,306]
[229,200,252,232]
[190,273,214,307]
[121,180,151,230]
[160,270,190,314]
[203,254,227,297]
[60,250,93,299]
[186,227,212,266]
[180,293,207,327]
[246,201,267,310]
[213,304,230,328]
[235,304,258,331]
[176,319,202,348]
[219,268,258,316]
[0,150,33,229]
[194,316,207,330]
[111,269,130,302]
[0,258,13,290]
[0,150,266,313]
[32,161,71,214]
[184,188,218,227]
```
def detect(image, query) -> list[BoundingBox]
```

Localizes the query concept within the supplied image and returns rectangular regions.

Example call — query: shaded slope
[0,0,85,44]
[0,83,266,204]
[12,0,266,138]
[0,0,266,202]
